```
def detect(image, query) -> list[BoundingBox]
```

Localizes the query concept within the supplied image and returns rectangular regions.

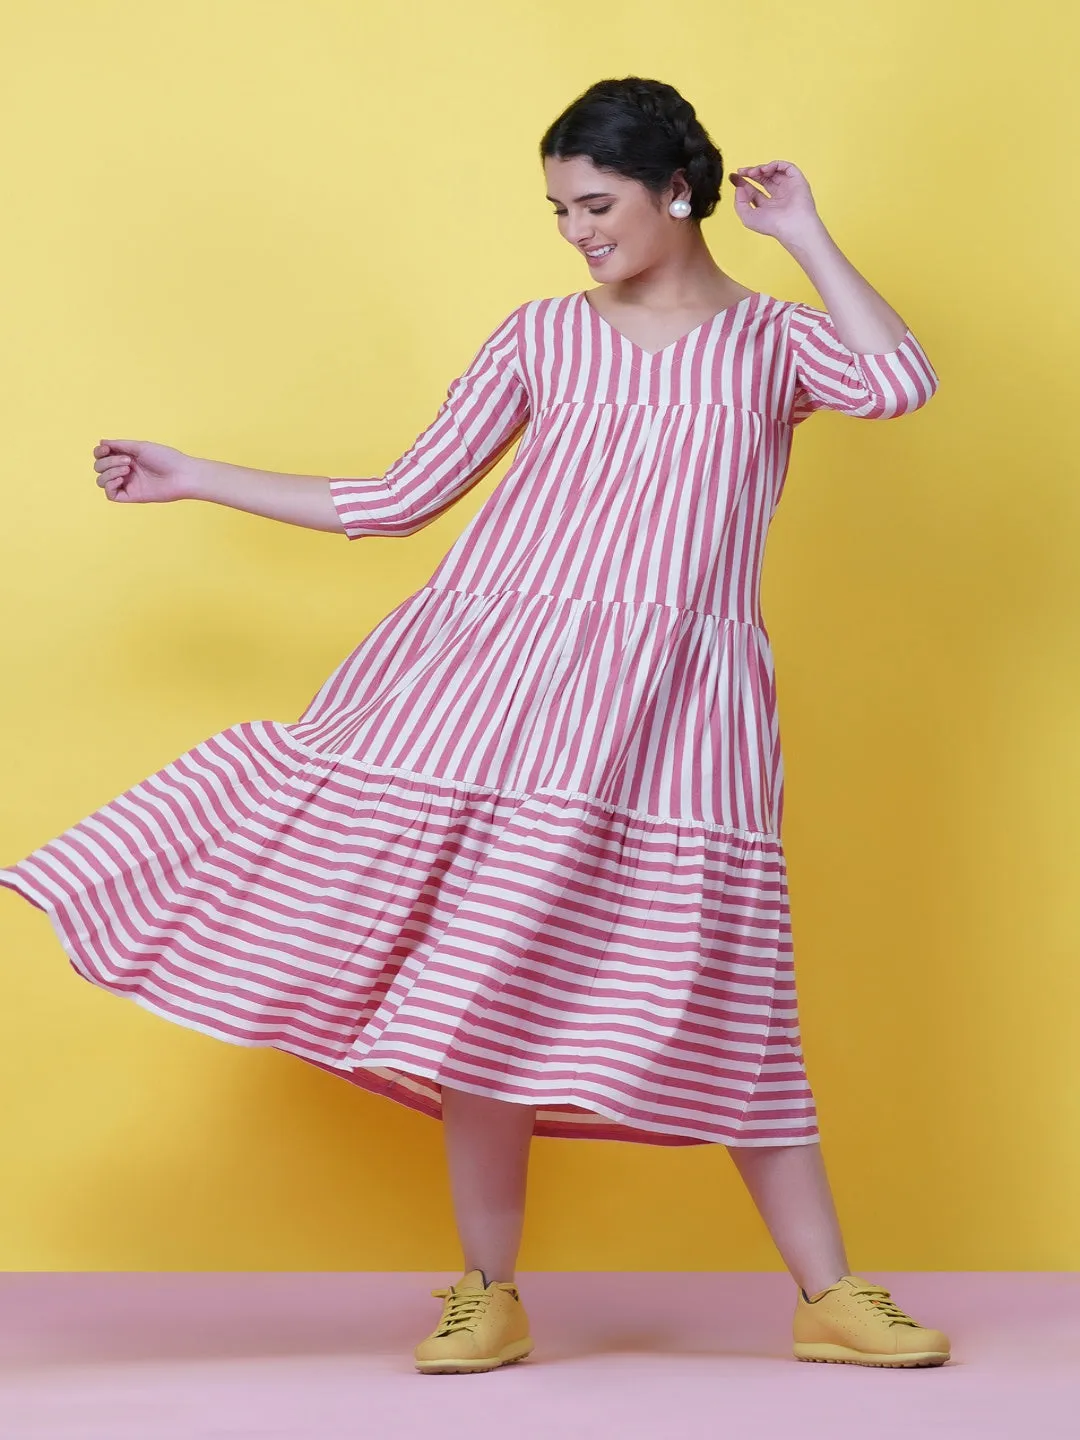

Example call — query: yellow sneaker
[793,1275,950,1368]
[413,1269,534,1375]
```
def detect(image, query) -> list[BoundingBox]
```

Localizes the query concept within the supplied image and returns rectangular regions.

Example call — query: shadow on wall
[31,1033,457,1272]
[766,268,1078,1267]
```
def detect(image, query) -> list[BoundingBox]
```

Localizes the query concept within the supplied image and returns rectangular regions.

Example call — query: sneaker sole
[414,1339,534,1375]
[794,1343,949,1368]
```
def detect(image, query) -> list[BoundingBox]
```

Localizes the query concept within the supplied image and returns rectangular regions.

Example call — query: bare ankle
[463,1264,515,1285]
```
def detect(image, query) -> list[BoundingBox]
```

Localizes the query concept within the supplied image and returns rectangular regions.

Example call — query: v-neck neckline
[579,289,761,360]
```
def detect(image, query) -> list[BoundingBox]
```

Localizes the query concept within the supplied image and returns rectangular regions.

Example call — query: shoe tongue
[456,1269,489,1291]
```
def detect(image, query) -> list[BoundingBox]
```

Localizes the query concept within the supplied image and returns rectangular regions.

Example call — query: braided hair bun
[540,77,724,220]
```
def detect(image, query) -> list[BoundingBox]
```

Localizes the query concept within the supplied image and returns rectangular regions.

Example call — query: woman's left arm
[731,161,908,354]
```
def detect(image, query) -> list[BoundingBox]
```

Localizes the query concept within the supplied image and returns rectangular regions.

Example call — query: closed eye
[552,205,613,217]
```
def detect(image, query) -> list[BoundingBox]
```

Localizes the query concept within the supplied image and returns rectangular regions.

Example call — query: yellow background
[1,0,1076,1271]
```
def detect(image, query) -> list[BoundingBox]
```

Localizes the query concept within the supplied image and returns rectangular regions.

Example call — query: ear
[667,167,692,205]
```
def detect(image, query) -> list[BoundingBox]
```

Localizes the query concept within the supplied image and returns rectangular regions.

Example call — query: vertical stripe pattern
[1,291,937,1146]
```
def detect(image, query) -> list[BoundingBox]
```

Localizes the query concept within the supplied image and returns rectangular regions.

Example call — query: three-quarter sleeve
[787,302,938,424]
[329,305,530,538]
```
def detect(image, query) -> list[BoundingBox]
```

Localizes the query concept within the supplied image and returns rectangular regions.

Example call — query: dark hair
[539,77,724,221]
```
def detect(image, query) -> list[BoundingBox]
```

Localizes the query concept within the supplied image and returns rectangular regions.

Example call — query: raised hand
[730,162,822,247]
[92,439,202,504]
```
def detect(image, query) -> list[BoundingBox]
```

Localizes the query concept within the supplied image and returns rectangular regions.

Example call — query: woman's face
[543,154,686,284]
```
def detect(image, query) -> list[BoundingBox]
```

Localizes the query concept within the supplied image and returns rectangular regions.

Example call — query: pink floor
[0,1273,1076,1439]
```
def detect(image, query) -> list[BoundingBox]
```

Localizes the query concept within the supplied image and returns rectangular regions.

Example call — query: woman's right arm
[93,441,347,532]
[188,456,346,531]
[93,303,530,538]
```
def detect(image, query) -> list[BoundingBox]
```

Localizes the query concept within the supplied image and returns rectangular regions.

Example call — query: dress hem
[2,874,820,1151]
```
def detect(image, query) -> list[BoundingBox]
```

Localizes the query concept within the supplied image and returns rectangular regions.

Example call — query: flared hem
[0,717,819,1148]
[3,876,820,1150]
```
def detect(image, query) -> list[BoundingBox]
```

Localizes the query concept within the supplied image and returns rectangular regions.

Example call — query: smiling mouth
[584,244,616,261]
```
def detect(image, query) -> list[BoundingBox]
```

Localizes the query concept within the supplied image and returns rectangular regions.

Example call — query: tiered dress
[0,290,937,1146]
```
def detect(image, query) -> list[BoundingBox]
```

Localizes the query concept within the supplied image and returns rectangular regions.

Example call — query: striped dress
[0,290,937,1147]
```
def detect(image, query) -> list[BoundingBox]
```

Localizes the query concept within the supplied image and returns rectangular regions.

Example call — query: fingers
[94,437,135,495]
[736,161,798,179]
[94,454,133,474]
[98,468,125,499]
[730,183,765,231]
[730,174,766,210]
[93,439,143,466]
[733,162,801,196]
[93,439,147,501]
[731,173,769,205]
[95,438,133,497]
[734,167,770,189]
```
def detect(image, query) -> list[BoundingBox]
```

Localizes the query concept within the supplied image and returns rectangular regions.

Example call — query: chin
[587,256,633,284]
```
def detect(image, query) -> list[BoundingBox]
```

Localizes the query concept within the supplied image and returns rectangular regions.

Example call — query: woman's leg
[728,1142,849,1296]
[441,1086,537,1283]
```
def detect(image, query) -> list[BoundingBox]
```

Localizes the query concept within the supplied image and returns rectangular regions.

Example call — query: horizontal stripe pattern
[1,290,937,1145]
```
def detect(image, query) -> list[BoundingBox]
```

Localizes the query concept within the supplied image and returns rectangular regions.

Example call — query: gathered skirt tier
[0,584,818,1147]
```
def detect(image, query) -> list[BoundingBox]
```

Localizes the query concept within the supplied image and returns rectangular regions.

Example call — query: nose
[565,213,596,247]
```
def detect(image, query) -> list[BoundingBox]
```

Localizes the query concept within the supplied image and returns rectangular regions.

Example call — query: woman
[0,77,948,1373]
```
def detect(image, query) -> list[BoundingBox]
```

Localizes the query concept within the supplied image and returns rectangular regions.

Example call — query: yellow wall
[1,0,1077,1270]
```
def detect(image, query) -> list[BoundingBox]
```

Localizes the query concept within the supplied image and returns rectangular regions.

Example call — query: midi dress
[0,290,937,1147]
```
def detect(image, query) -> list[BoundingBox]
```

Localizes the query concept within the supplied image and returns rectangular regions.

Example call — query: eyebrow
[545,192,615,205]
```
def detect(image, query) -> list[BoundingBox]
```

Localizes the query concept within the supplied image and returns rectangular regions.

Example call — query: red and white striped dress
[0,291,937,1146]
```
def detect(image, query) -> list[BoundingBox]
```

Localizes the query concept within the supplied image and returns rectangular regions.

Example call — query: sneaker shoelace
[430,1284,504,1337]
[851,1283,920,1327]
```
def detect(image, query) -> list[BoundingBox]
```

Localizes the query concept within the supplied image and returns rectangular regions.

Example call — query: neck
[602,231,744,313]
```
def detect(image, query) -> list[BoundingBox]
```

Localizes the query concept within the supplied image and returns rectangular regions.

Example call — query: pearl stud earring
[668,198,692,218]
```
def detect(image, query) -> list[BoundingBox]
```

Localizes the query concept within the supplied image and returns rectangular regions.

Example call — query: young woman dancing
[1,77,949,1373]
